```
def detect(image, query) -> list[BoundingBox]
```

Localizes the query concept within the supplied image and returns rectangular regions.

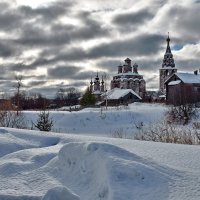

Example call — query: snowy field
[24,103,167,137]
[1,103,200,200]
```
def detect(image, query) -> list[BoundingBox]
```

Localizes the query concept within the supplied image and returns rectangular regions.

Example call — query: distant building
[159,34,177,93]
[90,73,105,100]
[110,58,146,99]
[101,88,141,106]
[165,72,200,105]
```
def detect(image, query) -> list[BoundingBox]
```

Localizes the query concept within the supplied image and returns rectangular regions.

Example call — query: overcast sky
[0,0,200,98]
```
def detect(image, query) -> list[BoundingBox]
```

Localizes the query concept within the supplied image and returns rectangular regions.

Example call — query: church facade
[159,34,177,93]
[110,58,146,99]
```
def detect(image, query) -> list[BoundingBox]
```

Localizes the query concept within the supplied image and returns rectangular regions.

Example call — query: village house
[160,34,200,105]
[101,88,142,106]
[165,72,200,105]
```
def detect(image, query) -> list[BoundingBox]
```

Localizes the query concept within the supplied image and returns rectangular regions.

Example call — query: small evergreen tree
[80,87,96,107]
[35,110,53,131]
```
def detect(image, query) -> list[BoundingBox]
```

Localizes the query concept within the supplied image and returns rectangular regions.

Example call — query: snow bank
[45,142,169,200]
[42,186,80,200]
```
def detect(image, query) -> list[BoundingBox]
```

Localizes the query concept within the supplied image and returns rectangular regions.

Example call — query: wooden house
[165,72,200,105]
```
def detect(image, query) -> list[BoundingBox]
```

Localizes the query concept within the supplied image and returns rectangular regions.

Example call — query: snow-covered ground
[24,103,167,137]
[1,103,200,200]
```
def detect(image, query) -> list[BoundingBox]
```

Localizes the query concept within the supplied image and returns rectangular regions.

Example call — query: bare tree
[167,104,197,125]
[14,75,23,115]
[0,100,26,128]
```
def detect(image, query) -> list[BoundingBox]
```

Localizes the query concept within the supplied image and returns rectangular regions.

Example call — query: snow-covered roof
[165,72,200,84]
[175,72,200,84]
[168,80,181,86]
[106,88,142,100]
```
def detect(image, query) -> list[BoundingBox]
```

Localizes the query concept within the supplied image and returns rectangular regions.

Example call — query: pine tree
[80,87,96,107]
[35,110,53,131]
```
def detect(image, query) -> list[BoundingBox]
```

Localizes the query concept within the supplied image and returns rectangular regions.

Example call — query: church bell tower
[159,33,177,93]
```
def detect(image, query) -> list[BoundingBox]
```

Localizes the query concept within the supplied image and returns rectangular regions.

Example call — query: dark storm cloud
[0,3,21,31]
[48,65,96,81]
[27,80,47,87]
[74,11,110,40]
[27,48,87,69]
[176,59,200,71]
[159,5,200,42]
[9,62,38,71]
[88,34,164,58]
[97,57,162,74]
[55,81,87,88]
[9,8,110,55]
[112,9,154,30]
[139,59,161,72]
[15,22,72,47]
[27,33,163,70]
[48,65,82,79]
[0,42,15,57]
[69,81,87,88]
[97,59,122,71]
[73,71,99,80]
[43,48,87,62]
[19,1,74,21]
[0,80,16,88]
[0,12,21,30]
[0,0,200,95]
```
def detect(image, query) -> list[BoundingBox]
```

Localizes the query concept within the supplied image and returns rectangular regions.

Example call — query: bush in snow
[166,104,197,125]
[34,110,53,131]
[134,121,200,145]
[0,101,26,128]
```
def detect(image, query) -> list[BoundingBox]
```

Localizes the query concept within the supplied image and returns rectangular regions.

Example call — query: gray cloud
[0,42,15,57]
[112,9,154,30]
[48,65,82,79]
[0,0,199,96]
[19,1,74,21]
[27,80,47,87]
[88,33,164,58]
[176,59,200,72]
[47,65,96,82]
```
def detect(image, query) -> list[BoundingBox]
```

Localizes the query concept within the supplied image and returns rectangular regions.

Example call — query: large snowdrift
[1,127,200,200]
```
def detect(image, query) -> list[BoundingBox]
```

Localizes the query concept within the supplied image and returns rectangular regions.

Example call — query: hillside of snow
[1,103,200,200]
[1,127,200,200]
